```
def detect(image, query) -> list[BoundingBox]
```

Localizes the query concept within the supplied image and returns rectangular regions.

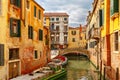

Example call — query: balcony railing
[91,28,100,39]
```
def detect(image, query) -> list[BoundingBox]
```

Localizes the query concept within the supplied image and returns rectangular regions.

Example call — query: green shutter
[0,44,4,66]
[17,0,21,7]
[34,6,36,17]
[31,27,33,39]
[99,10,103,27]
[110,0,119,15]
[17,20,21,37]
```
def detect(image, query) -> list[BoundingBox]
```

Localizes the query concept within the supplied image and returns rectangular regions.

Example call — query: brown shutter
[0,44,4,66]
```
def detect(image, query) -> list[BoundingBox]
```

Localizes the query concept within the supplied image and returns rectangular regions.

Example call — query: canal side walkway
[11,67,54,80]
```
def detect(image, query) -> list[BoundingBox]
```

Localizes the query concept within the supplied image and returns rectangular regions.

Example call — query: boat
[42,60,67,80]
[54,55,68,66]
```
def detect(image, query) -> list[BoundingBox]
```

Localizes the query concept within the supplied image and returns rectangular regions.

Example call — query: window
[9,48,19,60]
[0,0,2,15]
[39,29,43,40]
[50,23,54,31]
[28,26,33,39]
[51,37,54,41]
[34,6,36,17]
[51,18,54,21]
[72,38,75,42]
[114,32,119,51]
[0,44,4,66]
[34,50,38,59]
[10,0,21,7]
[56,36,59,42]
[89,41,97,48]
[64,26,67,31]
[64,18,67,21]
[38,10,41,19]
[56,26,59,31]
[110,0,119,16]
[64,37,67,42]
[71,31,76,35]
[56,18,59,21]
[26,0,30,9]
[10,18,21,37]
[99,9,104,27]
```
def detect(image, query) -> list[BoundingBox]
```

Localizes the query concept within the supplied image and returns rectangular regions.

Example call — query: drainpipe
[106,0,111,66]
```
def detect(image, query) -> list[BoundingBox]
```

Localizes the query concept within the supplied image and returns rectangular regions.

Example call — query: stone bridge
[59,48,90,58]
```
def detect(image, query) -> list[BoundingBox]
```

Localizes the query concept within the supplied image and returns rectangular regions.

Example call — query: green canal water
[58,55,94,80]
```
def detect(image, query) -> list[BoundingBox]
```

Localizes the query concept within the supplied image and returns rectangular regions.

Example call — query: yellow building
[68,26,86,49]
[101,0,120,79]
[0,0,46,79]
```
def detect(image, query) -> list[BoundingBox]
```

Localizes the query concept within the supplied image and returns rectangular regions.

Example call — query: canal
[58,54,95,80]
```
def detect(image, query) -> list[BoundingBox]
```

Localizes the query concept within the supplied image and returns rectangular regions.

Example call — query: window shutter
[10,18,13,37]
[39,29,43,40]
[0,44,4,66]
[99,9,103,27]
[34,6,36,17]
[17,20,21,37]
[31,27,33,39]
[110,0,119,15]
[28,26,30,39]
[17,0,21,8]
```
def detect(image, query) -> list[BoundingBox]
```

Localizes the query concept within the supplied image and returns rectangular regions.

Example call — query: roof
[69,27,80,29]
[44,12,69,17]
[33,0,45,10]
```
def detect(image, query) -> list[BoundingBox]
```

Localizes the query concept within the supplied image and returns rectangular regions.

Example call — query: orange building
[0,0,49,79]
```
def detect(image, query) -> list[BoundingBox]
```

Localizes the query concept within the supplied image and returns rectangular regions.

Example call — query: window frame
[38,10,41,19]
[56,18,59,21]
[72,38,75,42]
[114,32,119,52]
[0,44,4,66]
[34,6,36,17]
[26,0,30,9]
[28,25,33,39]
[39,29,43,41]
[64,17,67,21]
[10,0,21,8]
[9,48,19,60]
[10,18,21,37]
[34,50,38,59]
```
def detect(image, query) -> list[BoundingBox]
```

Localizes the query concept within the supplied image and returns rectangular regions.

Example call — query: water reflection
[59,54,93,80]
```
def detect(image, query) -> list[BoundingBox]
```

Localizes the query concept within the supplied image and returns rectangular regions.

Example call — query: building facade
[86,0,102,79]
[87,0,120,80]
[68,26,86,49]
[0,0,49,79]
[44,13,69,49]
[101,0,120,79]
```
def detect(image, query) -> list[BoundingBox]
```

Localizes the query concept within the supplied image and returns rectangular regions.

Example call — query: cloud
[35,0,93,27]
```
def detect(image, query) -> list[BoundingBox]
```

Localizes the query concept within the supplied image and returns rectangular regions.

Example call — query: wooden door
[9,61,20,79]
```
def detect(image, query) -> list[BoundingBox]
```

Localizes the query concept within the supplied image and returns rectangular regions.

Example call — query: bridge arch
[59,48,90,58]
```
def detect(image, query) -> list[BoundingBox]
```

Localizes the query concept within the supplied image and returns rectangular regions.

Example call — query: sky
[35,0,93,27]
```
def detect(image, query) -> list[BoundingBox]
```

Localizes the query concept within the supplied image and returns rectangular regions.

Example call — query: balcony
[51,33,55,36]
[91,28,100,40]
